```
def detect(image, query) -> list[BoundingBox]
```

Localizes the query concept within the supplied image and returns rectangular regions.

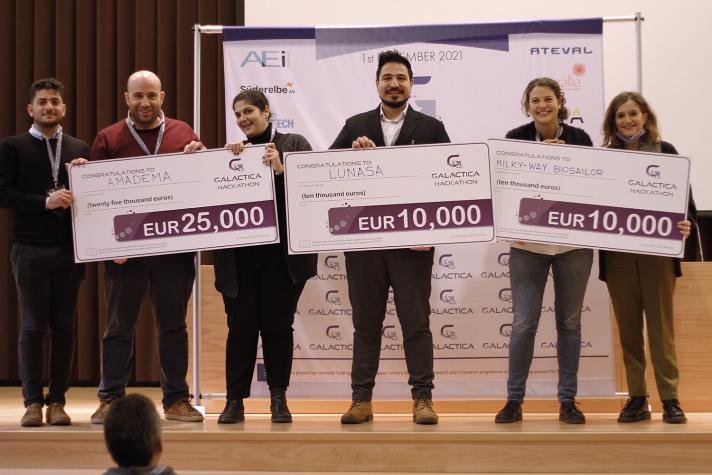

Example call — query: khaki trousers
[603,251,679,400]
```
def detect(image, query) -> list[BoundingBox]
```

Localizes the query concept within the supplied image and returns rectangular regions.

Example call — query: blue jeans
[506,247,593,403]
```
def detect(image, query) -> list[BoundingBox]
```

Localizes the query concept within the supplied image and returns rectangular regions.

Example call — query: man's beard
[130,110,160,128]
[35,117,61,128]
[382,98,409,109]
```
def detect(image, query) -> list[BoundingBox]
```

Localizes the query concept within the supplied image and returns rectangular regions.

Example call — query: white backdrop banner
[222,18,615,398]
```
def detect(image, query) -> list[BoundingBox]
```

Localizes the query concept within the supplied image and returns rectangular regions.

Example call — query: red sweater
[90,117,198,160]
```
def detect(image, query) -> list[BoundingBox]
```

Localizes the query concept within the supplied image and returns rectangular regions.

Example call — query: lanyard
[29,124,63,187]
[45,132,63,187]
[125,113,165,156]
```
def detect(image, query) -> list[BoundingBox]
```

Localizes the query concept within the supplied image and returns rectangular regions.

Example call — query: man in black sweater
[0,78,89,427]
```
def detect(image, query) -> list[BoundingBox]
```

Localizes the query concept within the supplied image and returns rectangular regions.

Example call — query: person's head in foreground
[103,394,176,475]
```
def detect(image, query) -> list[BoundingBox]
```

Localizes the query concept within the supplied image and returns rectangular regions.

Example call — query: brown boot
[165,399,204,422]
[46,403,71,426]
[340,400,373,424]
[90,398,115,425]
[20,403,43,427]
[413,398,438,425]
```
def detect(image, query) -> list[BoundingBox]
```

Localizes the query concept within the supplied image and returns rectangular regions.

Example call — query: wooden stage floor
[1,388,711,474]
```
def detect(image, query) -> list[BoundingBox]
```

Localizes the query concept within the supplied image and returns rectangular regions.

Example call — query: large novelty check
[489,139,690,257]
[284,143,494,254]
[69,146,278,262]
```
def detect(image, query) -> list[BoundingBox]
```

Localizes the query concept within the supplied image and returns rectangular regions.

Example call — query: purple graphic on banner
[113,200,276,242]
[328,199,493,235]
[518,198,685,240]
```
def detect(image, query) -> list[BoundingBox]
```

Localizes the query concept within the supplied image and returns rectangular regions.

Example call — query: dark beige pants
[604,252,679,400]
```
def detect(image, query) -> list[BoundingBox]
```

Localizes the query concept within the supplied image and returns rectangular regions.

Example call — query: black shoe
[662,399,687,424]
[270,389,292,423]
[218,399,244,424]
[618,396,651,423]
[559,401,586,424]
[495,400,522,423]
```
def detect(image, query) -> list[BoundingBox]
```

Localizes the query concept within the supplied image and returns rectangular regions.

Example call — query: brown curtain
[0,0,244,383]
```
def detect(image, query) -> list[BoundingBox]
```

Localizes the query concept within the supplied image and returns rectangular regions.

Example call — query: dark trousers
[345,248,435,401]
[11,243,84,407]
[223,245,305,399]
[98,253,195,408]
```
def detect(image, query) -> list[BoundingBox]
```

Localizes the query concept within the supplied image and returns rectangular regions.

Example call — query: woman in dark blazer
[214,89,317,423]
[600,91,698,424]
[495,77,594,425]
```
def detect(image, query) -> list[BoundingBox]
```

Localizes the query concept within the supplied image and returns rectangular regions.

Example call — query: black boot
[662,399,687,424]
[495,400,522,423]
[270,389,292,423]
[618,396,650,423]
[218,399,244,424]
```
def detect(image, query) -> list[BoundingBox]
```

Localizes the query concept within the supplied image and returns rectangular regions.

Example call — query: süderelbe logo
[240,83,296,94]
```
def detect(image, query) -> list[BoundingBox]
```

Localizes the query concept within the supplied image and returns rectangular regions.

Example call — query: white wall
[245,0,712,210]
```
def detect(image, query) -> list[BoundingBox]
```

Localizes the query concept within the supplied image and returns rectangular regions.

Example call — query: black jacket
[213,131,318,298]
[330,104,450,149]
[505,121,593,146]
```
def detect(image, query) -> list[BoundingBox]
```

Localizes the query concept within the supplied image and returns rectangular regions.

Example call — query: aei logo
[241,50,290,67]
